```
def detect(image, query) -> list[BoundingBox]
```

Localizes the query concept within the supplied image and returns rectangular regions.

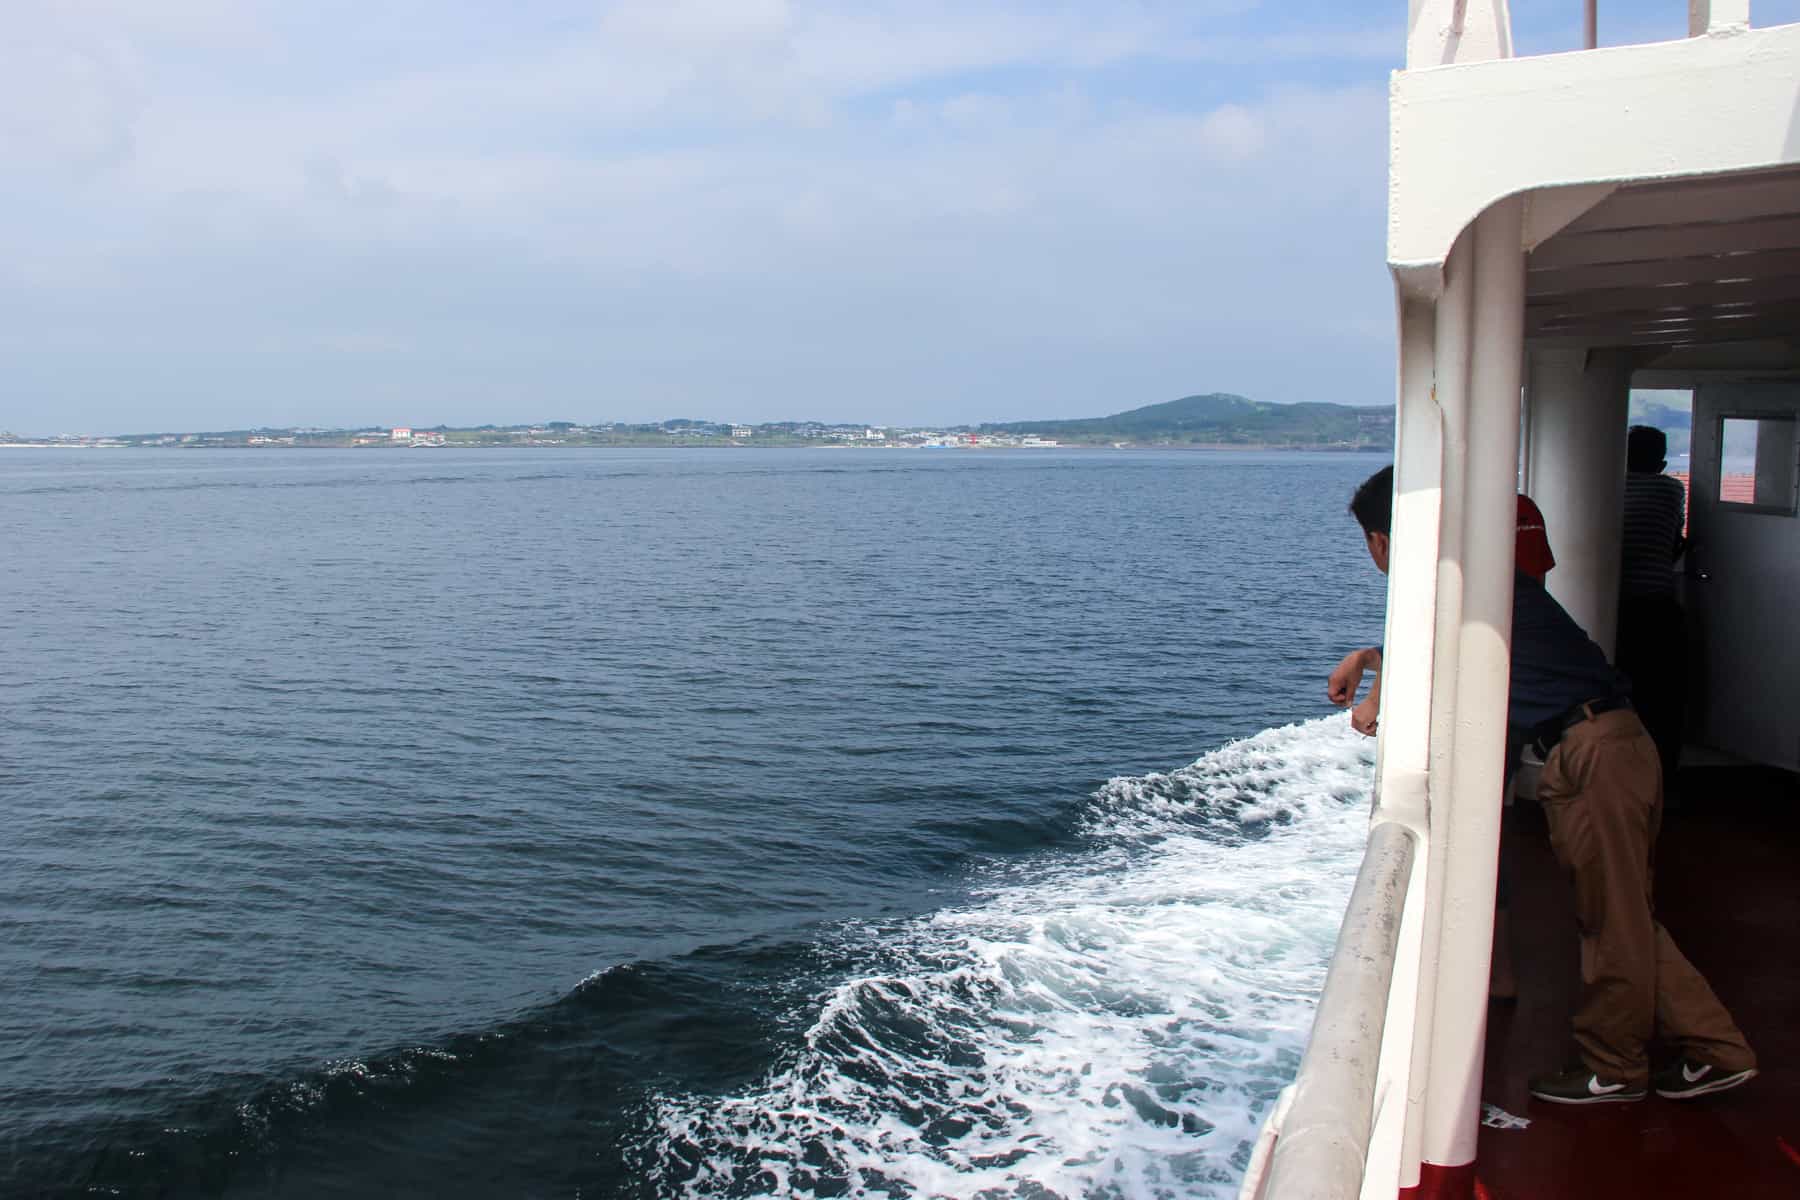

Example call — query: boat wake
[635,715,1375,1199]
[12,717,1373,1199]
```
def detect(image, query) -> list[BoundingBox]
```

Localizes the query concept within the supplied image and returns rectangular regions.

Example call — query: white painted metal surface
[1406,0,1513,69]
[1691,0,1752,36]
[1418,197,1525,1179]
[1259,823,1419,1200]
[1526,168,1800,350]
[1252,3,1800,1197]
[1689,383,1800,770]
[1239,1087,1295,1200]
[1390,22,1800,293]
[1521,348,1631,657]
[1357,844,1425,1200]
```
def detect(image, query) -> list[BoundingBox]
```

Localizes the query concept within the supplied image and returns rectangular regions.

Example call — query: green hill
[980,393,1393,448]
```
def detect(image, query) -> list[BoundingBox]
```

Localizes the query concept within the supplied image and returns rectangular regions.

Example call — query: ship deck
[1476,763,1800,1199]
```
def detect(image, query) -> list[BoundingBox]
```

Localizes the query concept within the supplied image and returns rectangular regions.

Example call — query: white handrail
[1237,1085,1294,1200]
[1255,820,1418,1200]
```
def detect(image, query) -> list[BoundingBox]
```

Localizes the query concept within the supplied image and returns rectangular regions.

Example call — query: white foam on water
[642,715,1376,1199]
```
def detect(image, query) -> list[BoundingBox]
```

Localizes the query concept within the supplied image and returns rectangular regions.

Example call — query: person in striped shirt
[1616,425,1689,791]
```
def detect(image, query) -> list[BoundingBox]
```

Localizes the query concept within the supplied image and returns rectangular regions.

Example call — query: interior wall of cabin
[1520,347,1631,656]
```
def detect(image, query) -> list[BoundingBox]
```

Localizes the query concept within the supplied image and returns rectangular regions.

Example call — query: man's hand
[1327,648,1379,707]
[1351,673,1381,736]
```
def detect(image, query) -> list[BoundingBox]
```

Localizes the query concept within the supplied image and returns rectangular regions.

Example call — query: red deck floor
[1475,765,1800,1199]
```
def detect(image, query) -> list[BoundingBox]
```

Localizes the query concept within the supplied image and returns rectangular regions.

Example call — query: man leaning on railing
[1326,465,1757,1107]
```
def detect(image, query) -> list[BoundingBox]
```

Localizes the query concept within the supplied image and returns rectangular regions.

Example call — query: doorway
[1688,384,1800,772]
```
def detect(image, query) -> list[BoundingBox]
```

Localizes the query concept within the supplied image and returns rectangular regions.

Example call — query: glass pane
[1719,416,1798,511]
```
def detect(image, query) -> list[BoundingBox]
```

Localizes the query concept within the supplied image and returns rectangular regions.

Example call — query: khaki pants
[1538,709,1756,1085]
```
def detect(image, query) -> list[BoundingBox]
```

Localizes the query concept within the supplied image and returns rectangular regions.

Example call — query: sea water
[2,449,1386,1198]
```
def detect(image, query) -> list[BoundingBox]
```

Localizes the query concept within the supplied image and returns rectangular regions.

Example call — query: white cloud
[0,39,140,177]
[0,2,1399,431]
[1194,103,1266,159]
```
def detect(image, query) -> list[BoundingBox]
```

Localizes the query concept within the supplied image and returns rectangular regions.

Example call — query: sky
[6,1,1800,435]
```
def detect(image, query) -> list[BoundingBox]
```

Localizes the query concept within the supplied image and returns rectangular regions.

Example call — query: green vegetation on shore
[980,392,1393,448]
[5,392,1396,450]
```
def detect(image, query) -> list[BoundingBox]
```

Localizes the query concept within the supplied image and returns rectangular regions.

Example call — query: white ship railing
[1240,820,1418,1200]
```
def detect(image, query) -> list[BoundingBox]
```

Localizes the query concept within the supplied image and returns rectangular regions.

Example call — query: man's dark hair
[1350,465,1394,536]
[1627,425,1667,473]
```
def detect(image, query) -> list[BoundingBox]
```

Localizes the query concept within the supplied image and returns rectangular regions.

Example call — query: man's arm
[1327,647,1381,706]
[1327,647,1383,737]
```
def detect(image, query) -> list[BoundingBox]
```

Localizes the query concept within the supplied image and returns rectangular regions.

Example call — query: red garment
[1516,494,1555,580]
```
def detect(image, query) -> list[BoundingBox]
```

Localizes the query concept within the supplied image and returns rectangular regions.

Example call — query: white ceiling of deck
[1526,167,1800,355]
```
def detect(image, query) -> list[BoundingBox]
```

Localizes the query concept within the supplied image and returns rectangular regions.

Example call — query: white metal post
[1387,225,1476,1195]
[1421,195,1524,1174]
[1407,0,1515,67]
[1690,0,1752,37]
[1369,293,1445,1198]
[1376,297,1445,830]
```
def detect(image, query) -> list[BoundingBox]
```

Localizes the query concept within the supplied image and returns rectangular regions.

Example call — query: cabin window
[1717,415,1800,514]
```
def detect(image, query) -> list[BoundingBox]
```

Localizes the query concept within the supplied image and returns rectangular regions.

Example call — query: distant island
[980,393,1393,448]
[2,393,1395,451]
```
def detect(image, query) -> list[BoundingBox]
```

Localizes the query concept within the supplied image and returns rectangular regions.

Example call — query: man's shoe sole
[1655,1067,1757,1100]
[1528,1088,1647,1105]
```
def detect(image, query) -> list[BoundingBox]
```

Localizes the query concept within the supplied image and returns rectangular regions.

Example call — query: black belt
[1530,696,1633,757]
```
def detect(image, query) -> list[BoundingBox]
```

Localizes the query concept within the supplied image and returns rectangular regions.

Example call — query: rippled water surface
[4,448,1385,1197]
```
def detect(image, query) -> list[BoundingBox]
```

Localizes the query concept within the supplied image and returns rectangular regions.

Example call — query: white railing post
[1690,0,1752,36]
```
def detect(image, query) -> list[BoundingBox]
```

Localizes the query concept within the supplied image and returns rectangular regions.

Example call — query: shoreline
[1,440,1391,453]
